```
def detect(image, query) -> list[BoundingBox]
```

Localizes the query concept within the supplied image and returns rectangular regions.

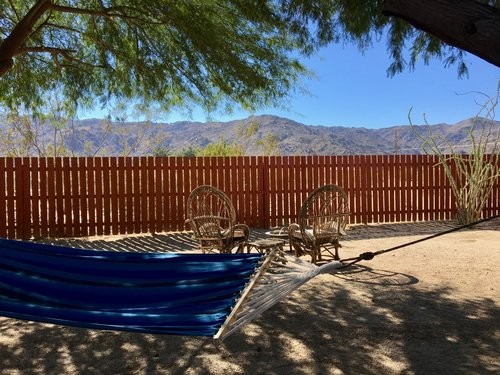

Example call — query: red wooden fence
[0,155,498,240]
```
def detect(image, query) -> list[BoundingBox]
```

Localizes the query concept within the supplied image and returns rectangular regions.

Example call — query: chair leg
[333,239,342,261]
[310,246,317,264]
[236,242,245,254]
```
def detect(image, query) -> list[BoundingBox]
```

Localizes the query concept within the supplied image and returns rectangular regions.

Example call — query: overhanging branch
[382,0,500,67]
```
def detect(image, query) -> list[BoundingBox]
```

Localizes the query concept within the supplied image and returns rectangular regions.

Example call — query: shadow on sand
[0,270,497,374]
[1,219,498,374]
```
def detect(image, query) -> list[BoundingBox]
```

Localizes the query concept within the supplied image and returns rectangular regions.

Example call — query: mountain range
[2,115,498,156]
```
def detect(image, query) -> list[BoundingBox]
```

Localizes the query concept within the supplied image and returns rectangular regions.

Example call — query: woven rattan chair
[186,185,250,254]
[288,184,349,263]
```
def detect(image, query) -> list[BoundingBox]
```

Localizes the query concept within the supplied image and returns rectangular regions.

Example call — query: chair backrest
[299,184,349,244]
[186,185,236,240]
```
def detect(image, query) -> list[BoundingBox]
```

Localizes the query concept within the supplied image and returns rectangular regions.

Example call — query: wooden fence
[0,155,498,240]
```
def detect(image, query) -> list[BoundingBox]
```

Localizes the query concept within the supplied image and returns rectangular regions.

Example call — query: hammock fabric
[0,238,342,340]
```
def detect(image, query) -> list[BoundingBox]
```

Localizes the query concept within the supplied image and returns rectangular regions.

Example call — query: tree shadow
[0,269,497,374]
[10,225,497,374]
[37,229,274,253]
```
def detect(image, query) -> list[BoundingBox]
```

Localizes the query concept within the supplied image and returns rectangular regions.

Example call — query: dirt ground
[0,219,498,375]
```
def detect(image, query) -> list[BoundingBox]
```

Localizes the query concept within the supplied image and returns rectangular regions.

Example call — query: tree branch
[18,46,104,70]
[382,0,500,68]
[0,0,53,76]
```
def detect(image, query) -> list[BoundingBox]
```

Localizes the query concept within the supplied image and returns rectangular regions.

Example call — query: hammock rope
[339,215,499,268]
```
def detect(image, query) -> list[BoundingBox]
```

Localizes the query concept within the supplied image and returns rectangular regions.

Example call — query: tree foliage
[0,0,313,113]
[1,0,499,115]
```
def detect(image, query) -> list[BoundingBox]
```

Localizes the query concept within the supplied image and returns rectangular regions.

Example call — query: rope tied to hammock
[339,215,499,268]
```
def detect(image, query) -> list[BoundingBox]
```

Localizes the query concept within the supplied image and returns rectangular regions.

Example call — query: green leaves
[0,0,309,113]
[2,0,496,114]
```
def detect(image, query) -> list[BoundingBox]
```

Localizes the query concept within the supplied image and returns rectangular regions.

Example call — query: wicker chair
[186,185,250,254]
[288,184,349,263]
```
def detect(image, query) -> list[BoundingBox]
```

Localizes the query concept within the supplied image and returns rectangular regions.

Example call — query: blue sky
[82,41,499,129]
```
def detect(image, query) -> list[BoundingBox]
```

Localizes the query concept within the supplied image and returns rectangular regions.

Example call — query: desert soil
[0,219,498,375]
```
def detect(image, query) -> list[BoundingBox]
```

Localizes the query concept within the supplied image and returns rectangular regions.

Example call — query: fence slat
[0,158,6,238]
[87,157,96,237]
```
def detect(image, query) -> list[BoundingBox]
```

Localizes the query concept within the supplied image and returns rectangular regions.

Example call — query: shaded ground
[1,219,499,374]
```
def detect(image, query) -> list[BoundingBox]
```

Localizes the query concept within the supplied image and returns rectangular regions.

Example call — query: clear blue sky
[82,41,499,129]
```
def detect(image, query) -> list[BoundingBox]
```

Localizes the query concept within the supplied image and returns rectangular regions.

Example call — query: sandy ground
[0,219,498,375]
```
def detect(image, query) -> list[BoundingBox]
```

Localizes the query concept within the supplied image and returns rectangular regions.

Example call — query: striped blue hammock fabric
[0,238,342,340]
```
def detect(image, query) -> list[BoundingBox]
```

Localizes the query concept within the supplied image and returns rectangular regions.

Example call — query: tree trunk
[382,0,500,68]
[0,0,53,76]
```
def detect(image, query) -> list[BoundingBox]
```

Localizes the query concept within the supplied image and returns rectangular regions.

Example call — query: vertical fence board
[101,157,110,235]
[268,156,277,227]
[154,157,163,233]
[276,156,283,226]
[399,155,406,222]
[6,158,15,238]
[422,155,430,221]
[355,155,363,224]
[236,157,245,224]
[78,157,88,237]
[0,159,6,238]
[124,158,133,234]
[146,157,155,233]
[87,157,96,237]
[38,157,48,238]
[109,157,118,235]
[282,156,291,225]
[19,158,31,239]
[139,157,148,233]
[363,155,372,224]
[166,157,176,231]
[375,155,384,223]
[257,156,267,228]
[54,158,64,236]
[117,157,126,234]
[70,157,80,237]
[30,158,40,239]
[389,155,396,222]
[61,158,72,236]
[247,156,257,227]
[392,155,400,222]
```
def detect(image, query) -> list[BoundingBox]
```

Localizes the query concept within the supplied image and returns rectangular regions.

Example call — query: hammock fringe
[214,249,342,340]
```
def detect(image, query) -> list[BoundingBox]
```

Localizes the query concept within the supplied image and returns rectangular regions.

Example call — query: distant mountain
[1,115,498,156]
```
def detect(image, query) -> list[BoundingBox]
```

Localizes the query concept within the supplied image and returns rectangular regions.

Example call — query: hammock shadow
[332,265,419,286]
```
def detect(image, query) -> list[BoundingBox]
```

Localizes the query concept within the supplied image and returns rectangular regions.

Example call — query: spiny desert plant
[411,85,499,225]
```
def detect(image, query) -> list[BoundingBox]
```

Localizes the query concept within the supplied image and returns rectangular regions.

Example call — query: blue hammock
[0,237,266,337]
[0,238,342,340]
